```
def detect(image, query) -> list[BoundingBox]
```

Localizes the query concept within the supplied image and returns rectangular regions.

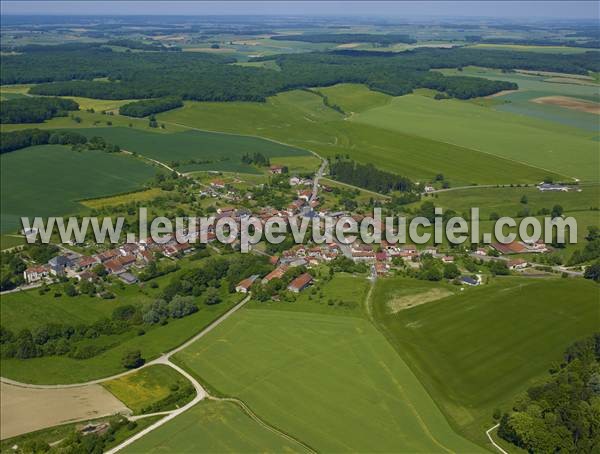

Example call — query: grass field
[158,90,557,186]
[372,276,600,445]
[352,94,599,182]
[173,307,482,452]
[0,234,25,251]
[248,272,370,317]
[121,400,304,453]
[72,127,311,174]
[0,300,237,384]
[316,83,392,113]
[103,365,193,414]
[0,145,159,233]
[80,188,166,209]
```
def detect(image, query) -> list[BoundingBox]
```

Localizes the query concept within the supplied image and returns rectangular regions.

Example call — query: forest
[498,333,600,453]
[119,97,183,117]
[271,33,416,44]
[0,97,79,124]
[329,159,414,193]
[4,46,596,102]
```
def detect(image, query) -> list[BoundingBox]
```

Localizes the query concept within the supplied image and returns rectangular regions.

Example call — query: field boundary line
[486,424,509,454]
[212,396,317,454]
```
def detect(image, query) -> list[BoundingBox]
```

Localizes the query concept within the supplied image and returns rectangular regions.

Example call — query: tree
[121,350,144,369]
[203,287,221,305]
[443,263,460,279]
[584,261,600,282]
[551,204,564,219]
[520,195,528,204]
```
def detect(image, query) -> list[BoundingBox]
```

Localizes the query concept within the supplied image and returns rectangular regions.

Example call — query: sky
[1,1,598,20]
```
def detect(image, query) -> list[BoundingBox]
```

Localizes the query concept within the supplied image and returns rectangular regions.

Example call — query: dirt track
[0,382,130,439]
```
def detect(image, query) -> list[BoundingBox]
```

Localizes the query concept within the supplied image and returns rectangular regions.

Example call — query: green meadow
[0,145,158,233]
[0,297,238,384]
[73,127,310,174]
[352,93,599,182]
[122,400,305,453]
[316,83,392,113]
[372,277,600,445]
[173,307,482,453]
[159,89,556,186]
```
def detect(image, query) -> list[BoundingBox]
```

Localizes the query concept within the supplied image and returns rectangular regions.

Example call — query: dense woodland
[119,97,183,117]
[330,159,414,193]
[0,97,79,123]
[498,334,600,453]
[271,33,416,45]
[4,46,597,102]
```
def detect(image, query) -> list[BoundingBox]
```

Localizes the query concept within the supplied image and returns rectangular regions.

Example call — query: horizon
[1,1,599,20]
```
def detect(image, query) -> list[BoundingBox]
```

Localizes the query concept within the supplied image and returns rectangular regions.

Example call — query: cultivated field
[173,307,482,452]
[0,382,129,439]
[372,277,600,445]
[121,400,304,453]
[159,89,556,186]
[73,127,311,174]
[0,145,158,233]
[103,365,193,414]
[352,93,599,182]
[531,95,600,114]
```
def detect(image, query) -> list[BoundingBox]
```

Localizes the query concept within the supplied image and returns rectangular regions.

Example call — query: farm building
[262,265,289,284]
[235,275,259,293]
[269,165,285,174]
[490,241,528,255]
[287,273,313,293]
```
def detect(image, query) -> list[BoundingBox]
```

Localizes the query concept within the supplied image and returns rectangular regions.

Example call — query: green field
[0,301,236,384]
[0,145,159,233]
[158,89,557,186]
[103,365,193,414]
[438,66,600,131]
[372,277,600,444]
[467,43,591,54]
[172,307,482,452]
[122,400,304,453]
[73,127,311,174]
[352,94,599,182]
[316,83,392,113]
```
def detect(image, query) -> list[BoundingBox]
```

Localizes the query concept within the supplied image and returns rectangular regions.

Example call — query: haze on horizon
[1,0,598,20]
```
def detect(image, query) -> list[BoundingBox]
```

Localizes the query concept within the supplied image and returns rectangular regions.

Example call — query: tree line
[0,129,87,153]
[329,159,414,193]
[498,333,600,452]
[119,97,183,117]
[0,96,79,123]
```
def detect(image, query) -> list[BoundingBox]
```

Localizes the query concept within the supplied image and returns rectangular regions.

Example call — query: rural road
[486,424,509,454]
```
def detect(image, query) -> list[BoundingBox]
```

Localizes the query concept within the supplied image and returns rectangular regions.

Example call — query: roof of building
[236,274,259,291]
[288,273,313,291]
[263,265,289,283]
[491,241,528,254]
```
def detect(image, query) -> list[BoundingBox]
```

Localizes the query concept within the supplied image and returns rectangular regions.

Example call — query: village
[18,165,566,301]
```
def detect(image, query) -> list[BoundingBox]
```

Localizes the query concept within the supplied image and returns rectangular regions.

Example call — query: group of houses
[23,236,197,286]
[235,269,314,294]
